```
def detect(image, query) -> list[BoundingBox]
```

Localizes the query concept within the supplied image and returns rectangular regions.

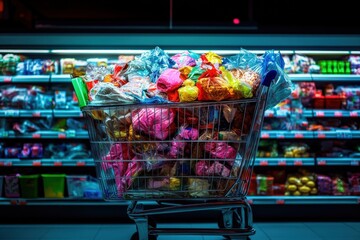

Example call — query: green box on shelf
[19,175,40,198]
[41,174,66,198]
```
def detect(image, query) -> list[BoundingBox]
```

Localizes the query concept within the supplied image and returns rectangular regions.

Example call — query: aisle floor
[0,222,360,240]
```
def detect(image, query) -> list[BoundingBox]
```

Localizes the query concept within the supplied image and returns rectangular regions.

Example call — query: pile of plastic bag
[72,47,293,109]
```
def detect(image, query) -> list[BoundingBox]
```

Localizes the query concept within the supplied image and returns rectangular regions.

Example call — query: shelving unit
[0,40,359,211]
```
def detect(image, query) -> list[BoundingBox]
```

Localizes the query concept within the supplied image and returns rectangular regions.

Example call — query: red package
[348,173,360,196]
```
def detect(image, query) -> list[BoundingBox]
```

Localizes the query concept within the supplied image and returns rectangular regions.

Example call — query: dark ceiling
[1,0,359,34]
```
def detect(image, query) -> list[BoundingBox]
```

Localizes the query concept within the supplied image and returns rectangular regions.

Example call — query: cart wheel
[130,232,158,240]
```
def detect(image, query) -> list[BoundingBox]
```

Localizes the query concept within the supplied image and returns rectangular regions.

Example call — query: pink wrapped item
[171,51,196,68]
[148,178,170,189]
[195,161,231,177]
[156,68,183,93]
[169,126,199,158]
[132,108,176,140]
[204,142,237,161]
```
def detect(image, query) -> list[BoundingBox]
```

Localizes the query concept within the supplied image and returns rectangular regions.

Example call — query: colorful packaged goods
[72,47,292,198]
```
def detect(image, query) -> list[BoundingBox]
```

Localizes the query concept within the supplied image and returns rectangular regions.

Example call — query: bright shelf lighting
[0,49,50,53]
[296,50,350,55]
[51,49,147,54]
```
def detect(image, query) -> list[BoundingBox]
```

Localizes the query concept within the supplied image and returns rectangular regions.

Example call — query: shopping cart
[80,69,275,240]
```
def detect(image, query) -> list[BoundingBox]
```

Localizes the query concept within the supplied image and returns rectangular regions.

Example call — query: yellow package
[178,79,199,102]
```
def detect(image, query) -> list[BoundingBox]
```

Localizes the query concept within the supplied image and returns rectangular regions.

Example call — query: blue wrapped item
[261,50,295,109]
[222,49,262,71]
[125,47,176,83]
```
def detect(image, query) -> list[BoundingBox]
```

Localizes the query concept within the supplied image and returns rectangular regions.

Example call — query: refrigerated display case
[0,33,359,221]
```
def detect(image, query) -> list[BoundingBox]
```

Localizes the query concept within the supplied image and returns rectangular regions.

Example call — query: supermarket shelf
[261,130,313,139]
[317,157,360,166]
[53,109,83,117]
[0,110,52,117]
[51,74,72,83]
[0,158,94,167]
[0,130,89,139]
[311,74,360,81]
[247,196,360,205]
[255,158,314,166]
[288,74,312,81]
[264,109,289,118]
[312,110,360,118]
[0,75,50,83]
[261,130,360,139]
[1,196,359,206]
[288,74,360,82]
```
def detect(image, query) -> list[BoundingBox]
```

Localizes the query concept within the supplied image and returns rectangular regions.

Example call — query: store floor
[1,222,360,240]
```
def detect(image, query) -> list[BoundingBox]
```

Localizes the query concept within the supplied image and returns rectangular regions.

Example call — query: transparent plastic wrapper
[178,79,199,102]
[171,51,197,68]
[125,47,175,83]
[261,50,295,109]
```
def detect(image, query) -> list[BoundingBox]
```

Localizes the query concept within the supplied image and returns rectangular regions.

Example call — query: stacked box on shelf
[41,174,66,198]
[19,175,40,198]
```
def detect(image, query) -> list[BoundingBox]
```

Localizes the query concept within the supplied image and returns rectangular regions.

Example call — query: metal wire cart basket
[78,49,287,240]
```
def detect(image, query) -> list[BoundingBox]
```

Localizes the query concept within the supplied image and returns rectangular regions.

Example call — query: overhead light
[0,49,50,53]
[51,49,148,54]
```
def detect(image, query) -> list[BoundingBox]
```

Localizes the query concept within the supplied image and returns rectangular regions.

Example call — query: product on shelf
[0,85,54,110]
[332,176,350,196]
[45,143,90,159]
[317,175,332,195]
[0,176,3,197]
[256,175,274,195]
[283,54,320,74]
[285,170,317,196]
[1,54,21,75]
[348,172,360,196]
[348,56,360,75]
[4,174,21,198]
[282,142,310,158]
[256,140,279,158]
[42,174,66,198]
[18,143,43,159]
[19,175,40,198]
[66,175,88,198]
[335,86,360,110]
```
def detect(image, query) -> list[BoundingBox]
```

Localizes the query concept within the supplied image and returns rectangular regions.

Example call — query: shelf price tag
[334,111,343,117]
[294,160,303,166]
[317,133,326,138]
[276,133,285,139]
[32,133,41,139]
[318,160,327,166]
[58,133,66,139]
[315,111,324,117]
[76,161,86,167]
[276,199,285,205]
[278,160,287,166]
[294,133,304,138]
[0,161,13,167]
[5,110,19,117]
[32,160,42,167]
[54,161,62,166]
[259,160,268,166]
[261,133,270,139]
[350,111,358,117]
[32,111,41,117]
[3,77,12,82]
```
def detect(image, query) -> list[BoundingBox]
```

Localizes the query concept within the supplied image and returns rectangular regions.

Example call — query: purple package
[4,174,20,198]
[317,175,332,195]
[171,51,197,68]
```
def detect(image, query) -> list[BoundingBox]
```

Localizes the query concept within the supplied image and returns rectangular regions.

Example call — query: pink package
[132,108,176,140]
[156,68,183,93]
[204,142,237,161]
[195,160,230,177]
[169,126,199,158]
[171,51,196,68]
